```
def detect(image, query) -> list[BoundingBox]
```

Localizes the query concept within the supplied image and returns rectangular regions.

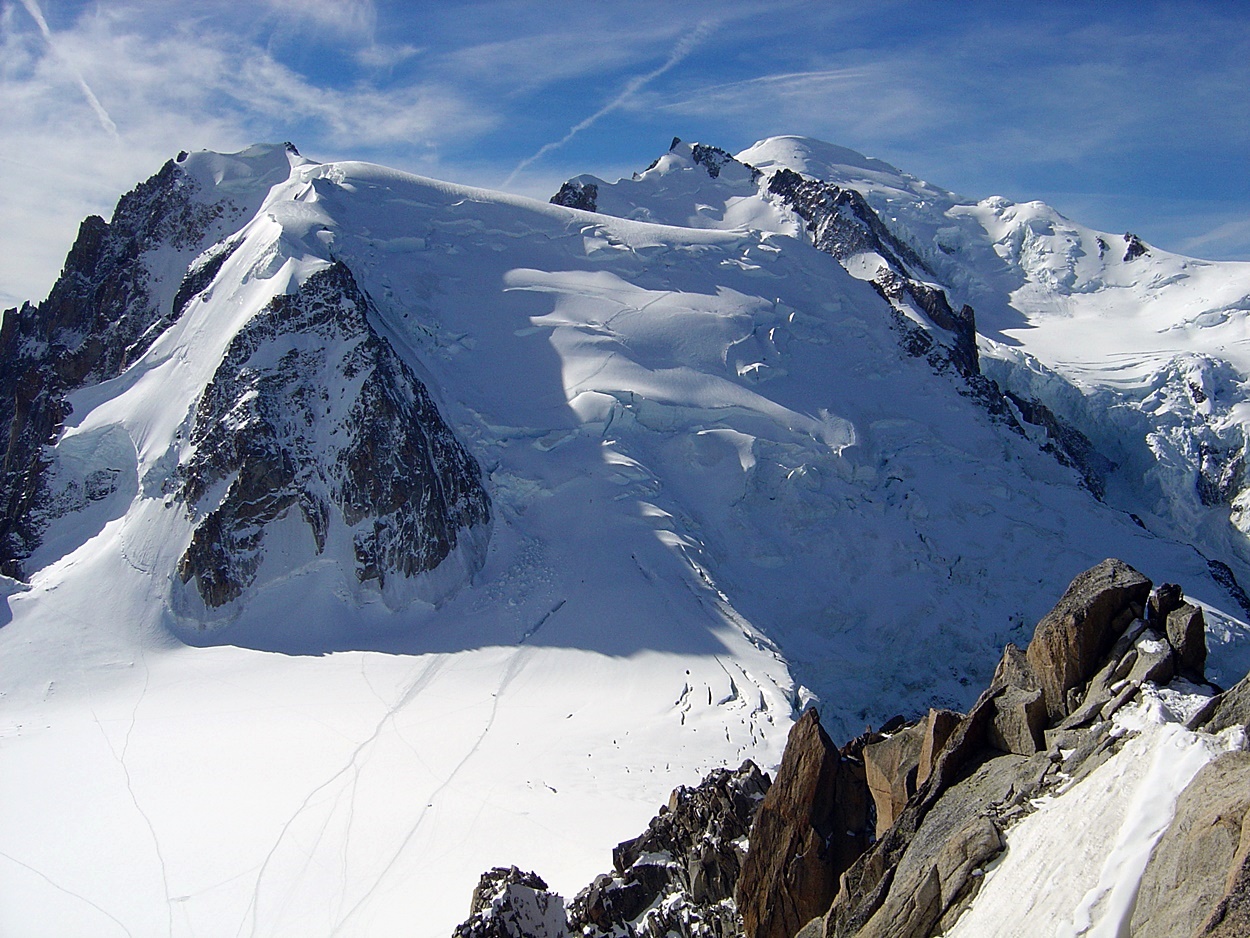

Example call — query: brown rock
[1167,602,1208,677]
[1025,558,1152,722]
[987,686,1047,755]
[1147,582,1184,626]
[863,722,925,839]
[916,709,961,790]
[737,709,871,938]
[1131,752,1250,938]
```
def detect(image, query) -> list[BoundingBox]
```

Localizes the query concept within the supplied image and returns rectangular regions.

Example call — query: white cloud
[0,3,497,305]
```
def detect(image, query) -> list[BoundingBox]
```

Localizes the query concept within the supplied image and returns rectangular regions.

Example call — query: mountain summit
[1,136,1249,935]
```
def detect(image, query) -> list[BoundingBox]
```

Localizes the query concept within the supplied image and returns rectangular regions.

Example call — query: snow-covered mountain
[2,135,1250,937]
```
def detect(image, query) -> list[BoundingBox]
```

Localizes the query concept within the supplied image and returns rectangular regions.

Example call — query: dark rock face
[456,762,772,938]
[1002,390,1115,498]
[690,143,739,179]
[176,262,490,609]
[551,181,599,213]
[0,159,245,577]
[766,169,929,276]
[1167,602,1208,676]
[453,867,569,938]
[736,709,872,938]
[568,760,769,938]
[1123,231,1149,261]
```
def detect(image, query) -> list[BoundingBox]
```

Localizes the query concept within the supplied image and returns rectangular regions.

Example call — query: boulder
[737,709,871,938]
[1147,582,1184,625]
[1025,558,1152,721]
[987,686,1047,755]
[453,867,568,938]
[987,644,1045,755]
[1167,602,1208,677]
[1131,752,1250,938]
[863,722,925,838]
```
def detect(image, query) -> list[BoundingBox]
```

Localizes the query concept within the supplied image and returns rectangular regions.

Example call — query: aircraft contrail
[502,20,714,189]
[19,0,119,138]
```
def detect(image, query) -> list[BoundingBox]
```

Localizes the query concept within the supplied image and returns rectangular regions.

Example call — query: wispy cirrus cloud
[502,20,715,187]
[0,2,496,306]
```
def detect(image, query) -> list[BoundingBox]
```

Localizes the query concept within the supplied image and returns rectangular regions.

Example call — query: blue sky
[2,0,1248,307]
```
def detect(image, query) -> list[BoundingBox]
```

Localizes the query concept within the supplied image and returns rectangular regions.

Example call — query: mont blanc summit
[2,136,1249,936]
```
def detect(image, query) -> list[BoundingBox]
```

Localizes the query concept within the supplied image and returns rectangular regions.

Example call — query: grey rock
[568,760,769,938]
[1131,752,1250,938]
[864,721,925,839]
[0,158,244,577]
[1191,671,1250,735]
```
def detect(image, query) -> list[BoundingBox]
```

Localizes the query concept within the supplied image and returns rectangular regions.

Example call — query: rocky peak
[550,179,599,212]
[454,867,569,938]
[0,156,250,578]
[174,261,490,617]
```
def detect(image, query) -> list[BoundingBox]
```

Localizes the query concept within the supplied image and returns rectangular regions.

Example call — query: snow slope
[2,139,1250,937]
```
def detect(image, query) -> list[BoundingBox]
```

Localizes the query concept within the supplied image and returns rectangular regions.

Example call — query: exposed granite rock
[736,710,871,938]
[551,181,599,213]
[568,760,769,938]
[915,709,960,790]
[453,867,569,938]
[1131,752,1250,938]
[1148,582,1185,625]
[863,722,925,838]
[0,157,247,577]
[1123,231,1149,261]
[1168,602,1208,677]
[1191,671,1250,735]
[766,169,930,276]
[1024,558,1152,721]
[176,261,489,610]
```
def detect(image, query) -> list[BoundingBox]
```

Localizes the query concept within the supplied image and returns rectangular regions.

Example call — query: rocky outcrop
[1002,389,1115,498]
[0,157,246,577]
[1023,558,1152,721]
[765,169,929,276]
[454,761,772,938]
[736,711,872,938]
[551,181,598,213]
[1130,752,1250,938]
[176,261,490,610]
[568,760,769,938]
[458,560,1233,938]
[1123,231,1149,261]
[798,560,1222,938]
[454,867,569,938]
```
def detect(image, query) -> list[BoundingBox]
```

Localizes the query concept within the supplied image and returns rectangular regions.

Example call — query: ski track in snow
[239,655,451,938]
[327,646,531,935]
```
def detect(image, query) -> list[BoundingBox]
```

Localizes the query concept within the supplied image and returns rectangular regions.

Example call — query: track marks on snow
[237,655,451,938]
[328,646,533,935]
